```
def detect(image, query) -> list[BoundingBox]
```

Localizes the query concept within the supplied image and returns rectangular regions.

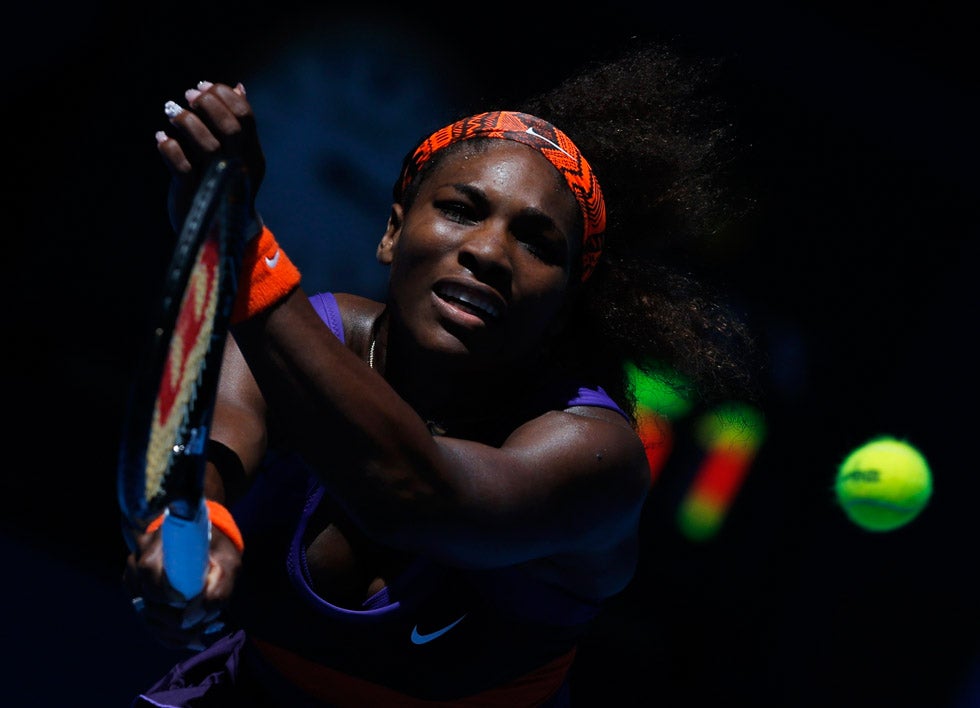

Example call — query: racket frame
[118,158,249,598]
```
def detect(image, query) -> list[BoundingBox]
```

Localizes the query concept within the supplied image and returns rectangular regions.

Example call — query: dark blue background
[4,4,977,706]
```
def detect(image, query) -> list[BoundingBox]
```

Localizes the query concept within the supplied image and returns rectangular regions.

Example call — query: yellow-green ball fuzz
[835,436,933,532]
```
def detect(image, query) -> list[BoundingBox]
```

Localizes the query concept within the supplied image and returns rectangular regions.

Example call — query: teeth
[439,284,500,319]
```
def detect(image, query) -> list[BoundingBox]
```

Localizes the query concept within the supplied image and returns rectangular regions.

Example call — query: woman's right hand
[123,521,243,651]
[155,81,266,236]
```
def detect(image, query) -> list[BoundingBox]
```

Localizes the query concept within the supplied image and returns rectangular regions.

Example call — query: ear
[376,203,404,265]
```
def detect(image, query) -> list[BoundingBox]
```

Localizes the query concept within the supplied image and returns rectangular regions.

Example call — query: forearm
[202,332,271,505]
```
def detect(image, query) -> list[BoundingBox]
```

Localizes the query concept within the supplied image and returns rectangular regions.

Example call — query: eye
[519,236,563,264]
[435,200,477,224]
[512,217,567,266]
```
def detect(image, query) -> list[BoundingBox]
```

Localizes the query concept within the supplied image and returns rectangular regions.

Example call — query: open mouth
[434,282,503,321]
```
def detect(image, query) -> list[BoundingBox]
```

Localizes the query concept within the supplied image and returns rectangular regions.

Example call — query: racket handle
[161,497,211,599]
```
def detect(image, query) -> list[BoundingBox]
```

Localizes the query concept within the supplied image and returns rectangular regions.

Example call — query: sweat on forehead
[395,111,606,282]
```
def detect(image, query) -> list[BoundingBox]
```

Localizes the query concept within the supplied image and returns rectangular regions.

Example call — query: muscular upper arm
[381,406,650,571]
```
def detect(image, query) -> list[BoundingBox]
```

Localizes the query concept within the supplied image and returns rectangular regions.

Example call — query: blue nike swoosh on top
[410,614,467,645]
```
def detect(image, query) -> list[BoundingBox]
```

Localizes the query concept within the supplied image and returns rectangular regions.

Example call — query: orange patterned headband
[395,111,606,281]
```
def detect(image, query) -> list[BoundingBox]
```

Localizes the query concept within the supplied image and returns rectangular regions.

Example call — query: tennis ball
[835,436,932,532]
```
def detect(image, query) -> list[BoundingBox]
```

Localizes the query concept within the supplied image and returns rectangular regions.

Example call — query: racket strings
[145,237,222,502]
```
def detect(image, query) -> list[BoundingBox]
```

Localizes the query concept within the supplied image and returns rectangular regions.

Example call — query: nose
[458,220,512,289]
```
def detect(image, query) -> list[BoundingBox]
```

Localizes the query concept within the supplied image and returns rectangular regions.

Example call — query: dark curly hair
[516,43,762,416]
[394,42,761,419]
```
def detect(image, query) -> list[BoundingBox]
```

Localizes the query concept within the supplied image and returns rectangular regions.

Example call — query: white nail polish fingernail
[185,88,201,102]
[154,130,168,144]
[164,101,183,119]
[197,80,213,90]
[235,82,246,96]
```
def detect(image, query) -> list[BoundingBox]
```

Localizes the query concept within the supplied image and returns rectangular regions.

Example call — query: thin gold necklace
[367,315,442,435]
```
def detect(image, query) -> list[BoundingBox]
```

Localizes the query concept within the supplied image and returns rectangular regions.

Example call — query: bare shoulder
[563,405,649,515]
[514,406,650,598]
[329,292,384,343]
[332,292,384,319]
[502,405,649,540]
[512,404,646,475]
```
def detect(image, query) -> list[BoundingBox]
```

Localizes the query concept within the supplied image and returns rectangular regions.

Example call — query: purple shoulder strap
[567,385,616,409]
[566,385,628,420]
[309,292,345,343]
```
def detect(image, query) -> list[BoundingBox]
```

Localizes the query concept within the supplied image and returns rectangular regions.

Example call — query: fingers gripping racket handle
[161,497,211,599]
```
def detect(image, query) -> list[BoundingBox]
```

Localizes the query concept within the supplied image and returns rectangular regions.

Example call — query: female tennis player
[124,43,757,707]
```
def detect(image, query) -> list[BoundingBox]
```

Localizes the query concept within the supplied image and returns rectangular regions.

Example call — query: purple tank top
[223,292,624,699]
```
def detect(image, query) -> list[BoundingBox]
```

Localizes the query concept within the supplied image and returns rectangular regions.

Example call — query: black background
[3,3,977,706]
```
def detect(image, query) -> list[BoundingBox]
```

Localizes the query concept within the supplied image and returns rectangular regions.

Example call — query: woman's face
[378,141,582,370]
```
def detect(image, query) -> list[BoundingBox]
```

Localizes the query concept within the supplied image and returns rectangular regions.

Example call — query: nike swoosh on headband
[264,250,281,268]
[410,614,467,645]
[525,127,573,157]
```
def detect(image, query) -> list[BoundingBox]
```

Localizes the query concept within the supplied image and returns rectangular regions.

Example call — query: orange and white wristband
[146,499,245,553]
[230,225,301,324]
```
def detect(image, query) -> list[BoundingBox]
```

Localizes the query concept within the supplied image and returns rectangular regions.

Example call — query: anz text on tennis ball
[835,436,932,532]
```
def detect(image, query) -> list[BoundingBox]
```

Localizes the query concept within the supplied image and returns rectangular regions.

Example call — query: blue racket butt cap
[161,497,211,599]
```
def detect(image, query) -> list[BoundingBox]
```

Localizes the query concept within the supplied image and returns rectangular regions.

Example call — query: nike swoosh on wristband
[264,249,281,268]
[410,614,467,645]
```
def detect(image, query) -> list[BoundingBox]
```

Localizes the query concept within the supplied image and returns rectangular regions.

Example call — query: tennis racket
[118,157,249,599]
